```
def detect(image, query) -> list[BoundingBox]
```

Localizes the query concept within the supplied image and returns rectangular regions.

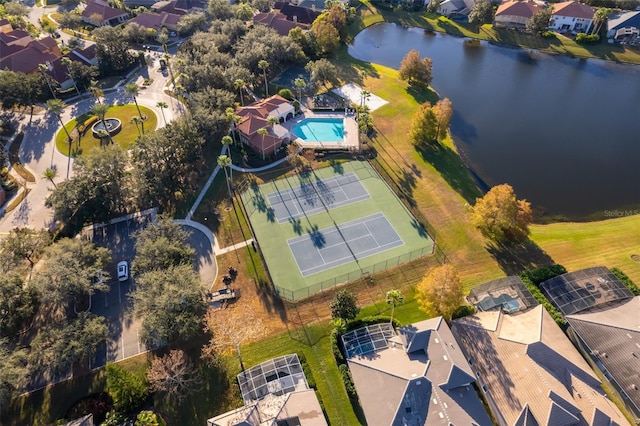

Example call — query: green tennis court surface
[241,161,434,300]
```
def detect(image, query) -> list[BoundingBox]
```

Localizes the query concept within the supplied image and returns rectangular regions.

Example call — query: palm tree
[61,57,81,97]
[156,101,168,125]
[157,31,169,53]
[46,99,72,143]
[294,78,306,104]
[592,7,611,35]
[38,63,57,99]
[90,103,113,144]
[234,79,246,106]
[258,60,269,97]
[257,127,268,160]
[267,116,279,128]
[360,90,371,109]
[42,167,58,188]
[130,116,143,136]
[225,107,241,145]
[221,135,234,181]
[164,53,176,87]
[89,80,103,104]
[386,289,404,324]
[125,83,143,119]
[217,155,232,199]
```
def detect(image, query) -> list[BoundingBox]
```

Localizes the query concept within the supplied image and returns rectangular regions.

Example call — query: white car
[117,261,129,282]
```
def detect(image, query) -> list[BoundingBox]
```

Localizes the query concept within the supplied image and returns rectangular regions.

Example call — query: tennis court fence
[273,244,434,302]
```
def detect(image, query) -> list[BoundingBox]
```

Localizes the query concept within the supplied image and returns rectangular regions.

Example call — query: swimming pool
[291,118,344,143]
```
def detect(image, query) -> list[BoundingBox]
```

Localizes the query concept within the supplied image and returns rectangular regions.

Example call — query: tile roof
[0,34,62,75]
[128,12,180,30]
[253,12,302,36]
[551,1,594,19]
[566,296,640,415]
[274,2,322,24]
[344,320,492,426]
[451,305,627,426]
[82,0,129,22]
[496,0,541,18]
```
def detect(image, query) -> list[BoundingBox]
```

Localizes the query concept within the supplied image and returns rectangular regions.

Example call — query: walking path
[217,239,254,255]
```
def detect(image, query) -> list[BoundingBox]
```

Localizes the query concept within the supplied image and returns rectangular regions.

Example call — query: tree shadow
[415,142,482,204]
[485,238,555,276]
[329,158,344,175]
[307,224,325,248]
[406,84,438,105]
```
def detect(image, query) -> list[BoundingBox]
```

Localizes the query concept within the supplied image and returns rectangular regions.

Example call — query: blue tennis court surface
[288,213,404,277]
[267,173,370,223]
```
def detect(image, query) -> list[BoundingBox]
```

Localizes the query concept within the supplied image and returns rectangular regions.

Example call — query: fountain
[91,118,122,138]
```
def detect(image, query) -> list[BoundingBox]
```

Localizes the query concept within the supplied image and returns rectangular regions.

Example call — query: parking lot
[83,209,156,368]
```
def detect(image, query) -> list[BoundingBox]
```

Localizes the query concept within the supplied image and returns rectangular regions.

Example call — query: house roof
[0,35,61,75]
[566,296,640,414]
[551,1,594,20]
[151,0,188,14]
[608,11,640,32]
[82,0,129,22]
[539,266,634,316]
[274,2,322,24]
[495,0,541,18]
[128,11,180,30]
[451,305,627,426]
[253,12,302,36]
[344,320,492,426]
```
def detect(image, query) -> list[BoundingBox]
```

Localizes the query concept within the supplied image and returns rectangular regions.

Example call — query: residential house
[0,22,61,75]
[235,95,295,159]
[452,302,628,426]
[438,0,475,19]
[539,266,640,418]
[207,354,327,426]
[607,11,640,44]
[548,1,594,34]
[342,319,493,425]
[466,276,539,314]
[274,2,322,25]
[81,0,130,27]
[128,11,181,33]
[253,12,307,36]
[494,0,542,29]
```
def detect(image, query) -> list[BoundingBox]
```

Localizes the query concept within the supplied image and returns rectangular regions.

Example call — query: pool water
[292,118,344,142]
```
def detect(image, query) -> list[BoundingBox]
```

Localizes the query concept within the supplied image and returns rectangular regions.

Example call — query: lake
[348,23,640,220]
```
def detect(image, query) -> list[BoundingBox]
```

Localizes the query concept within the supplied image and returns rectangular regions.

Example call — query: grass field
[55,105,157,157]
[241,160,435,300]
[530,215,640,284]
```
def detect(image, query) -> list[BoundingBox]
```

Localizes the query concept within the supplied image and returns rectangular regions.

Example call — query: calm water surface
[349,23,640,220]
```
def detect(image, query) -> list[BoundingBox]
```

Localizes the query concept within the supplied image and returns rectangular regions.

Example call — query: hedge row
[519,265,567,328]
[611,267,640,296]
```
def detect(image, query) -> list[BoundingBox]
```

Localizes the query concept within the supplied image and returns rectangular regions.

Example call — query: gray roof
[451,306,627,426]
[539,266,633,316]
[608,11,640,32]
[567,296,640,416]
[344,319,492,426]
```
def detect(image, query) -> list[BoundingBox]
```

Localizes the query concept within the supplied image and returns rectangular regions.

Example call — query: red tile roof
[552,1,594,19]
[0,35,62,75]
[496,0,541,18]
[128,11,181,30]
[253,12,301,36]
[83,0,129,22]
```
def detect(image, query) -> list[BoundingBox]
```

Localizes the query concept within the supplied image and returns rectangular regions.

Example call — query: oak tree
[330,290,359,321]
[410,102,438,146]
[433,98,453,140]
[415,264,464,320]
[399,50,433,87]
[147,350,201,400]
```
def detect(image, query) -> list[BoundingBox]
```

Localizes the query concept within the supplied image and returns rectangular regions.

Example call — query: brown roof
[82,0,129,22]
[273,2,321,24]
[128,11,180,30]
[0,35,62,75]
[552,1,594,19]
[253,12,302,36]
[452,306,627,426]
[495,0,541,18]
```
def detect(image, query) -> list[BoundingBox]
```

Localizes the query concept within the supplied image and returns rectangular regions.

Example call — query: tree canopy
[399,50,433,87]
[410,102,438,146]
[470,184,533,243]
[329,290,359,321]
[415,264,464,320]
[0,272,38,338]
[147,350,201,400]
[133,216,195,276]
[526,7,553,35]
[468,0,494,25]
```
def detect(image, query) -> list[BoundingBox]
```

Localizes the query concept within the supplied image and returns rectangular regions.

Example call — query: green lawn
[55,104,157,157]
[530,215,640,284]
[241,160,435,300]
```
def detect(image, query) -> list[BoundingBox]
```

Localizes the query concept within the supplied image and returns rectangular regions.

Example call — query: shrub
[575,33,600,45]
[278,88,293,100]
[521,264,567,286]
[451,304,475,320]
[519,274,566,327]
[541,30,556,39]
[105,362,148,413]
[339,364,358,400]
[330,290,359,321]
[611,267,640,295]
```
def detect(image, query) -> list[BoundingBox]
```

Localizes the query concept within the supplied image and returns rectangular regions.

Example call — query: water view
[349,23,640,220]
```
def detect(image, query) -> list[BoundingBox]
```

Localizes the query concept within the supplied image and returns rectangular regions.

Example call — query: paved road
[0,60,181,233]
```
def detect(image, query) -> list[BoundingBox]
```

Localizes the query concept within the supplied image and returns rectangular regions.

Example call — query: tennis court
[289,213,403,277]
[268,173,370,223]
[241,161,434,300]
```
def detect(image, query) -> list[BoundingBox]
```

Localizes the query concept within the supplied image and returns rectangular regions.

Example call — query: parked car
[117,261,129,282]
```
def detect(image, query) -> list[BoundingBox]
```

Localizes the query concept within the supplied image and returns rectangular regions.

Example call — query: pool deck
[283,111,360,151]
